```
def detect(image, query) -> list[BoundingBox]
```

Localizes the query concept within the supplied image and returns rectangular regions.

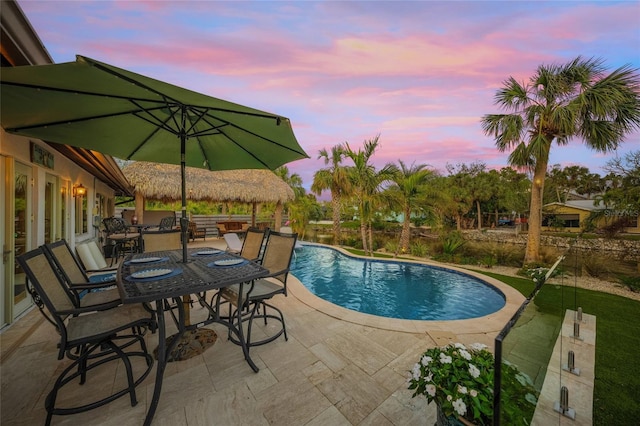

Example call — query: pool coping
[288,243,526,337]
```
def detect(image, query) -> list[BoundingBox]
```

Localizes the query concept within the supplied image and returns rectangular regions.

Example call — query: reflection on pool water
[290,244,506,321]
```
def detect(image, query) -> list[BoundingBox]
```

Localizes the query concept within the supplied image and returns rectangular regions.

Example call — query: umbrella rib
[1,81,166,104]
[129,99,183,136]
[4,103,171,132]
[84,58,283,121]
[200,112,308,156]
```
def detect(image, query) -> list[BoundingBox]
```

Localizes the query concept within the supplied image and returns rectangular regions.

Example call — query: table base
[153,328,217,361]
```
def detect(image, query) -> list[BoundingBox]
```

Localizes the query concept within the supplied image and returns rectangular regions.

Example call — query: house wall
[543,204,639,234]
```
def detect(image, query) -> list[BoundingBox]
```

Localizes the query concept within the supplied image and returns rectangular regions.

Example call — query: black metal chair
[216,230,298,348]
[102,217,140,260]
[42,240,121,310]
[158,216,176,230]
[17,247,155,426]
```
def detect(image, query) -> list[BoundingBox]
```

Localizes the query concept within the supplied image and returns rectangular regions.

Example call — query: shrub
[385,240,399,254]
[442,231,466,255]
[617,275,640,292]
[582,255,610,278]
[410,241,428,257]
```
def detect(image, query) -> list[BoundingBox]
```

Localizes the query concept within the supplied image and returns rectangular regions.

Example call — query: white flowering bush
[524,263,561,285]
[408,343,540,425]
[408,343,494,425]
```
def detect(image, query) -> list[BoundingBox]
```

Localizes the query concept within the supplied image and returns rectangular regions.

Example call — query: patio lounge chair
[223,232,243,254]
[16,248,155,426]
[216,230,298,348]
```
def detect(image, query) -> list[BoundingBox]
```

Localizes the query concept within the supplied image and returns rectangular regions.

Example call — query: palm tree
[311,145,350,244]
[343,135,395,256]
[275,166,305,230]
[482,56,640,264]
[385,160,434,254]
[275,166,305,198]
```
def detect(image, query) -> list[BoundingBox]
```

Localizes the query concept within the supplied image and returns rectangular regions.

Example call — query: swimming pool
[290,244,506,321]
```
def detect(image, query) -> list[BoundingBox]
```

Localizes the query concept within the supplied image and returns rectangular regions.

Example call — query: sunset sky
[17,0,640,191]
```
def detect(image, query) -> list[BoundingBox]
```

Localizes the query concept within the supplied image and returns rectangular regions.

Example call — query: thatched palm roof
[122,162,294,203]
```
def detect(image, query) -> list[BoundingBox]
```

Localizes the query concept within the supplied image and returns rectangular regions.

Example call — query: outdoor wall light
[73,183,87,197]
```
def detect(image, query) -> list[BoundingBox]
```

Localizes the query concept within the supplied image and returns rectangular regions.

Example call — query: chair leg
[45,335,153,424]
[230,299,287,348]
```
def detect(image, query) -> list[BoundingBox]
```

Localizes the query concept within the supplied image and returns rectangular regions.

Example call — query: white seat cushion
[87,241,109,269]
[76,243,99,271]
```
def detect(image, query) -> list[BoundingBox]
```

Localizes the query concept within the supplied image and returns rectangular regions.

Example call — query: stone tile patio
[0,239,524,425]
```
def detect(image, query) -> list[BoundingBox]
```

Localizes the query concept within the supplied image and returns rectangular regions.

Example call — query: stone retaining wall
[463,229,640,256]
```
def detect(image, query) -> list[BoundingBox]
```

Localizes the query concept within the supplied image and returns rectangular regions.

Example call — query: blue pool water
[290,244,506,321]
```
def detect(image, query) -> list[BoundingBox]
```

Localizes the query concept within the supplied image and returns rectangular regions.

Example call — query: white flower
[425,373,433,382]
[411,364,421,380]
[468,364,480,378]
[454,343,466,349]
[457,385,468,394]
[459,349,472,361]
[452,398,467,416]
[426,384,436,397]
[470,343,487,351]
[439,353,452,364]
[421,355,432,366]
[470,389,478,397]
[447,395,453,401]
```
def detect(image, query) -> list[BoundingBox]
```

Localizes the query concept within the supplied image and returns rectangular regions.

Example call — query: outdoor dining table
[116,247,268,426]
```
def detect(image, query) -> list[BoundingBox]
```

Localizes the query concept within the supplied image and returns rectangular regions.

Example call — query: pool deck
[1,240,525,426]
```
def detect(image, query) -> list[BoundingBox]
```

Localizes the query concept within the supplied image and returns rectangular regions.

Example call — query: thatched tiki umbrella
[122,162,295,229]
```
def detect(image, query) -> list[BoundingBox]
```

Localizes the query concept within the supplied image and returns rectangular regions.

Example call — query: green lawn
[478,271,640,425]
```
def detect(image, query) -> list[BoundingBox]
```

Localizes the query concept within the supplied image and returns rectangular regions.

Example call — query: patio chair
[240,227,268,261]
[42,240,121,310]
[76,240,120,272]
[223,232,243,254]
[158,215,176,230]
[216,223,228,237]
[217,230,298,348]
[188,220,207,242]
[280,226,304,255]
[142,228,182,252]
[16,248,155,426]
[102,217,140,260]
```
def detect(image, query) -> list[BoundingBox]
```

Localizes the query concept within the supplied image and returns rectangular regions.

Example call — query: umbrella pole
[180,115,192,327]
[180,125,189,264]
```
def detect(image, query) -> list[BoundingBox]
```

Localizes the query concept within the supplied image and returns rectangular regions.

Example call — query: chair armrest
[69,282,115,290]
[260,267,291,280]
[57,302,120,315]
[85,266,118,273]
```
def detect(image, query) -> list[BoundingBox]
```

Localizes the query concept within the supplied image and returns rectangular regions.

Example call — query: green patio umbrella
[0,55,308,262]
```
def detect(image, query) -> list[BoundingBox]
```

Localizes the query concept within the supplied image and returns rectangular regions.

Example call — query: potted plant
[407,343,538,426]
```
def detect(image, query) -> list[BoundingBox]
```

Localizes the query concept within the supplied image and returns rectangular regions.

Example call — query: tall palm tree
[482,56,640,264]
[343,135,395,256]
[311,145,350,244]
[385,160,434,254]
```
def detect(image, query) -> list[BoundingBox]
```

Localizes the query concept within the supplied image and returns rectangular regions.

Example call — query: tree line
[285,56,640,266]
